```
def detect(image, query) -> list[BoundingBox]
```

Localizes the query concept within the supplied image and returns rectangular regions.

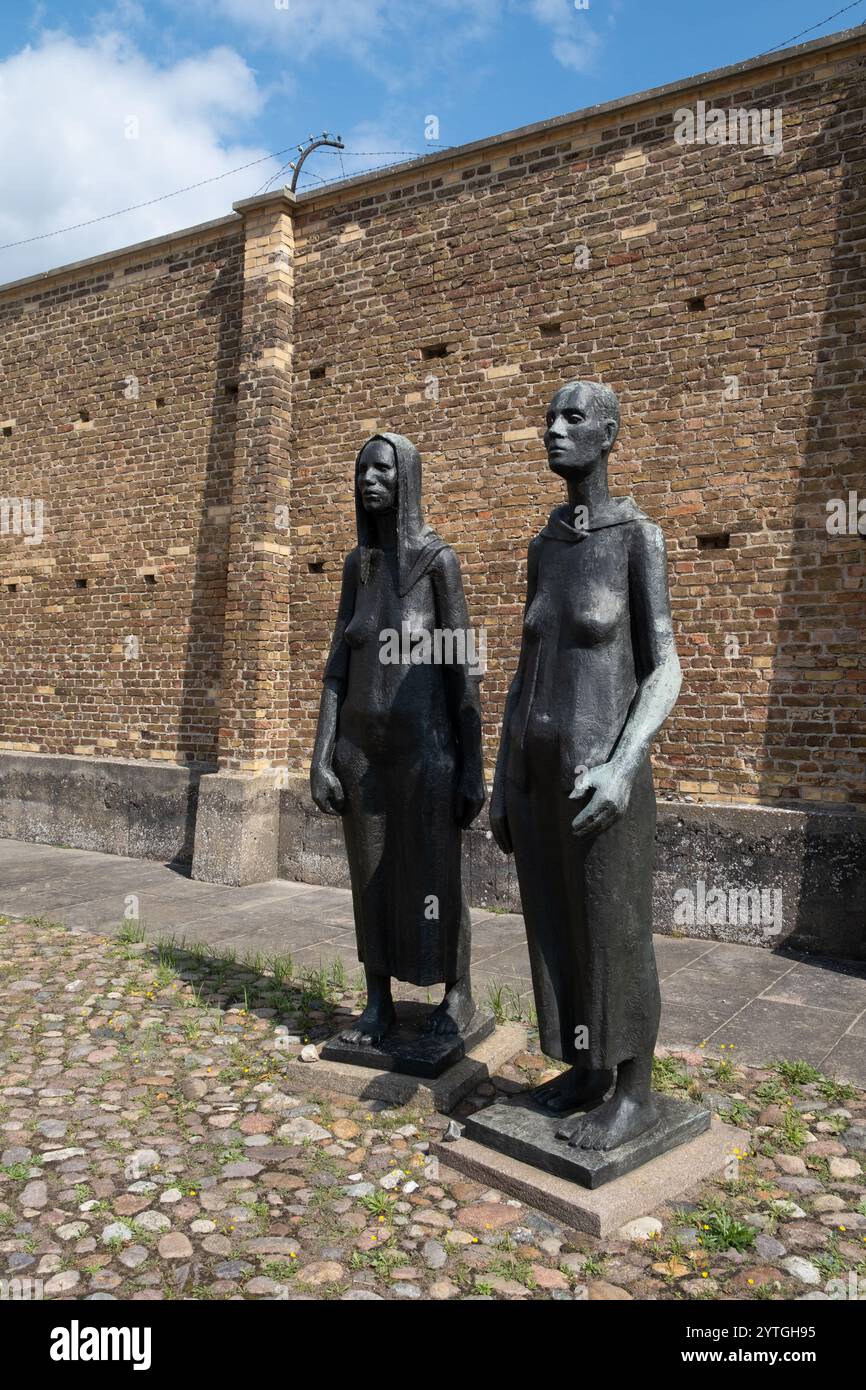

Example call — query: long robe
[501,499,664,1070]
[323,434,482,987]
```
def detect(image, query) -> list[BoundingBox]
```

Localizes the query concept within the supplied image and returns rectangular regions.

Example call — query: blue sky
[1,0,863,282]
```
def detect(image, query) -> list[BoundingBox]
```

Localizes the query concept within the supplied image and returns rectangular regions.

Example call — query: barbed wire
[0,144,453,253]
[758,0,865,55]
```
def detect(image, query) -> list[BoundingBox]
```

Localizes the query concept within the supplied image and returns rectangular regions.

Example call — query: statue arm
[311,552,357,815]
[611,521,682,778]
[432,547,486,828]
[570,522,681,837]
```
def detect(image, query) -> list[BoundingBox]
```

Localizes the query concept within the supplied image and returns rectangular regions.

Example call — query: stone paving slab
[702,999,857,1070]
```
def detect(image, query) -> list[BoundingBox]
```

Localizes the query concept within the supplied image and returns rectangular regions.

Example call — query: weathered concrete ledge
[0,752,863,958]
[191,770,280,887]
[654,801,866,961]
[0,749,207,866]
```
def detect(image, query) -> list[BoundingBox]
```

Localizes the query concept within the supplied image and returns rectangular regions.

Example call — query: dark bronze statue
[491,381,682,1152]
[311,433,486,1045]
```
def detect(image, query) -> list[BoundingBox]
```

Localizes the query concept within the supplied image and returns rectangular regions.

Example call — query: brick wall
[1,32,864,811]
[288,45,866,808]
[0,225,244,766]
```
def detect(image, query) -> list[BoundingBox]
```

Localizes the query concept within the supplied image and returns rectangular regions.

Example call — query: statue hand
[489,780,513,855]
[454,770,486,830]
[569,762,632,838]
[311,763,345,817]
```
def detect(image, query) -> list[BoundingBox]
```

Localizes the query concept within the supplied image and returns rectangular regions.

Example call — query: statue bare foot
[532,1065,613,1113]
[425,979,476,1036]
[340,999,396,1045]
[556,1091,658,1150]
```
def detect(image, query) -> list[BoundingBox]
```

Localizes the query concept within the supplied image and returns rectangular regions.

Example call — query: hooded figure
[311,433,485,1044]
[354,432,446,594]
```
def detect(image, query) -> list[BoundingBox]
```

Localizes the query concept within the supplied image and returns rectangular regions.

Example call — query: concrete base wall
[192,771,280,887]
[654,802,866,962]
[0,750,206,866]
[1,753,863,960]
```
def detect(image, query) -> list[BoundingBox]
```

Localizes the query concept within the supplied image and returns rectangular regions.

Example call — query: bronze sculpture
[311,433,486,1048]
[490,381,682,1152]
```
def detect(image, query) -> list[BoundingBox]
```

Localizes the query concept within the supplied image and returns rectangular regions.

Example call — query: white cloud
[207,0,389,59]
[0,31,282,283]
[527,0,604,74]
[198,0,503,81]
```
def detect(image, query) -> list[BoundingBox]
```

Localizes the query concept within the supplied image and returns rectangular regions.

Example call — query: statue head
[356,437,398,514]
[544,380,620,481]
[354,433,438,593]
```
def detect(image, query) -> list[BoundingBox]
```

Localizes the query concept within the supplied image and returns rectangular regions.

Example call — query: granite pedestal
[434,1113,744,1237]
[463,1092,711,1189]
[320,1000,495,1079]
[293,1020,525,1113]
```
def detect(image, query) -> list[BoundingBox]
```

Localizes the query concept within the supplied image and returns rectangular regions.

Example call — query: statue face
[357,439,397,513]
[544,384,614,479]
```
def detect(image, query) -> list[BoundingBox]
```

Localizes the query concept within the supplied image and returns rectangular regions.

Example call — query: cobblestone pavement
[1,914,865,1302]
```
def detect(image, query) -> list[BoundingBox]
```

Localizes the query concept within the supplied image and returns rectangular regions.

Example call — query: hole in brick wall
[697,533,730,550]
[225,382,239,398]
[308,560,325,573]
[539,321,562,337]
[2,426,12,438]
[143,572,157,585]
[155,397,165,408]
[79,409,90,422]
[6,583,17,593]
[422,343,449,360]
[687,296,707,312]
[75,577,88,588]
[309,365,328,380]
